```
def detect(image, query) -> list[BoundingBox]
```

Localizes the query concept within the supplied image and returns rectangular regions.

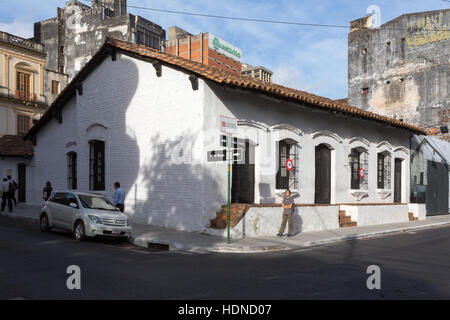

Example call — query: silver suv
[39,191,132,241]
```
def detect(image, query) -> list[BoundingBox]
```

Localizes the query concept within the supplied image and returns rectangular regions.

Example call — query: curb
[299,221,450,248]
[0,212,38,224]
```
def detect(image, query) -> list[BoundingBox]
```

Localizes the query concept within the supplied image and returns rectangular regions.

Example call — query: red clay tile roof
[0,135,33,157]
[25,37,427,139]
[105,38,426,135]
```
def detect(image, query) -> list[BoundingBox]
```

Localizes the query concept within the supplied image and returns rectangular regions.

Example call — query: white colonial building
[24,38,426,237]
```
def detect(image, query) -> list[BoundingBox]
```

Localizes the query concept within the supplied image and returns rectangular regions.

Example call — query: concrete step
[339,216,352,223]
[408,212,418,221]
[340,221,357,228]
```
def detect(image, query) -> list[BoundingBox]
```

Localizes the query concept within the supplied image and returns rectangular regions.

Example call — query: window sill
[377,189,392,199]
[350,190,369,201]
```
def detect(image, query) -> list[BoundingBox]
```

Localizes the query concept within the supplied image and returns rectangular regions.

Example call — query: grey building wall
[411,135,450,215]
[33,0,165,81]
[348,9,450,139]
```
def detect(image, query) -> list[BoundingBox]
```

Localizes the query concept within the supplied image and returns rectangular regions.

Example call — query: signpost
[220,116,237,244]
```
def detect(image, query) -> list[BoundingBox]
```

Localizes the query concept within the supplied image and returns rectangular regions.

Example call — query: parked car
[39,191,132,241]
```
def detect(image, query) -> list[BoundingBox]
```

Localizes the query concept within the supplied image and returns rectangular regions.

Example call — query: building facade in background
[0,31,67,137]
[165,26,243,74]
[33,0,165,81]
[241,63,273,83]
[348,9,450,139]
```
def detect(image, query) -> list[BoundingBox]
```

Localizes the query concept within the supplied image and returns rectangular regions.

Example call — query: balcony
[15,90,37,103]
[0,31,44,53]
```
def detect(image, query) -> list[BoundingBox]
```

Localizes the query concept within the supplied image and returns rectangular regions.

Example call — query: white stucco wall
[26,51,414,233]
[205,205,339,238]
[408,203,427,220]
[28,53,211,232]
[0,157,21,183]
[340,204,409,226]
[201,82,411,211]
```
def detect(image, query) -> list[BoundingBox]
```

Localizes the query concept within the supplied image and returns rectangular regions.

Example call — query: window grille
[89,140,105,191]
[276,140,298,190]
[67,152,77,190]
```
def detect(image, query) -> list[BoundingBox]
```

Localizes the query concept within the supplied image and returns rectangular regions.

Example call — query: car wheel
[74,221,86,241]
[40,214,51,232]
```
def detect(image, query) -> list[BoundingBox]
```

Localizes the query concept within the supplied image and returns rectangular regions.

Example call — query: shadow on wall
[259,183,276,203]
[130,132,226,232]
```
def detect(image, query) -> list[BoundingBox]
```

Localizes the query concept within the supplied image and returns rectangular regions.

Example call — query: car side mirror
[69,202,78,208]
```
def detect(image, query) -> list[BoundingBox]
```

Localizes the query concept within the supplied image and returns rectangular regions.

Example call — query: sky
[0,0,449,99]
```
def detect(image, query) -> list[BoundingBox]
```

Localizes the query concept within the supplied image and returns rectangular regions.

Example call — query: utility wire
[76,1,450,32]
[127,5,450,32]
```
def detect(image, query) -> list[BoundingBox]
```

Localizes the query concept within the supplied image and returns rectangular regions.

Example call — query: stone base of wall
[205,203,421,239]
[340,204,410,226]
[205,204,339,239]
[407,203,427,220]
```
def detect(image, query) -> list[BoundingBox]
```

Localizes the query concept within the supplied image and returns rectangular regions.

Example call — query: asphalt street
[0,215,449,299]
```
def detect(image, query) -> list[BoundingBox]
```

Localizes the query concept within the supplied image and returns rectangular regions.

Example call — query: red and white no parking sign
[285,158,294,171]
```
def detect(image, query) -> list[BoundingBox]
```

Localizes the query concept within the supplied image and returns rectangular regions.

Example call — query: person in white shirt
[1,178,13,212]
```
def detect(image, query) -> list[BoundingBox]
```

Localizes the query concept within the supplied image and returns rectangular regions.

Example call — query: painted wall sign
[359,168,365,178]
[286,158,294,171]
[208,34,243,62]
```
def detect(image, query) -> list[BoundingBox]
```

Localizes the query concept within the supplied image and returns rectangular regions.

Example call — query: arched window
[89,140,105,191]
[349,147,368,190]
[276,139,299,190]
[67,152,77,190]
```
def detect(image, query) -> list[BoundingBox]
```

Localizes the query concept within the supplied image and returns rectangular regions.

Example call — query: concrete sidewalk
[2,203,450,253]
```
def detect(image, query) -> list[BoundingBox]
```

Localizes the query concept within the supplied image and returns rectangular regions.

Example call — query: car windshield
[78,195,117,211]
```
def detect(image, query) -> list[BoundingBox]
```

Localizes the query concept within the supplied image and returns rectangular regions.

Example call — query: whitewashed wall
[230,205,339,238]
[340,204,409,226]
[202,82,411,213]
[27,52,414,233]
[28,53,213,232]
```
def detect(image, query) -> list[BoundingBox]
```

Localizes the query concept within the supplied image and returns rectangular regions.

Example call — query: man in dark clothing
[277,189,294,237]
[7,176,17,206]
[1,178,13,213]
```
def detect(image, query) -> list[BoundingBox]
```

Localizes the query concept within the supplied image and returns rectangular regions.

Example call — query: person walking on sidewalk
[7,176,17,206]
[113,182,125,212]
[277,189,295,237]
[1,178,13,213]
[42,181,53,202]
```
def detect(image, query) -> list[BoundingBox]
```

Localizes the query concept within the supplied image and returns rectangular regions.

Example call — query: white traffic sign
[220,115,237,134]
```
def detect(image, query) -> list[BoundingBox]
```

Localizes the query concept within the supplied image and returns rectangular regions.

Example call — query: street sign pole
[227,134,231,244]
[219,115,237,245]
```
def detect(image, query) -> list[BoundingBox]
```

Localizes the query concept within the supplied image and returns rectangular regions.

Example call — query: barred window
[349,147,368,190]
[377,152,391,189]
[89,140,105,191]
[276,139,299,190]
[67,152,77,190]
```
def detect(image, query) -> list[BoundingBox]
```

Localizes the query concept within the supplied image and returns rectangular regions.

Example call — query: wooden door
[394,158,402,203]
[315,144,331,204]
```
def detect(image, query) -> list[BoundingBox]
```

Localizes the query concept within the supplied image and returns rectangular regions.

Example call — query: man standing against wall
[113,182,125,213]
